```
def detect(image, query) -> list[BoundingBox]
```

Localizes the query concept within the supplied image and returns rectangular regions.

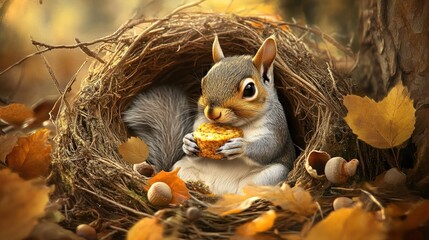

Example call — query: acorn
[186,207,201,222]
[305,150,331,179]
[147,182,173,207]
[76,224,97,240]
[325,157,359,184]
[383,168,406,187]
[332,197,354,210]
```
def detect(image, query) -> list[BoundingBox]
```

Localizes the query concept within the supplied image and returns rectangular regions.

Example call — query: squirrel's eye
[243,82,256,98]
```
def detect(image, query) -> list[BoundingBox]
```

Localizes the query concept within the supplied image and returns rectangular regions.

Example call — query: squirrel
[123,35,296,194]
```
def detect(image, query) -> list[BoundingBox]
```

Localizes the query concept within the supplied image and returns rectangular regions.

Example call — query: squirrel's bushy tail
[123,86,194,171]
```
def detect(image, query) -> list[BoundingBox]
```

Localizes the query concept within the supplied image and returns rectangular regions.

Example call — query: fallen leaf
[0,134,19,162]
[6,128,52,179]
[127,218,163,240]
[213,196,261,216]
[0,169,52,240]
[388,200,429,239]
[236,209,277,236]
[147,168,190,205]
[118,137,149,164]
[208,184,317,217]
[343,81,416,149]
[0,103,34,126]
[305,205,386,240]
[23,96,60,130]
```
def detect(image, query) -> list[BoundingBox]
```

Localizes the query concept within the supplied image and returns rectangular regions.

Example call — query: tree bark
[352,0,429,193]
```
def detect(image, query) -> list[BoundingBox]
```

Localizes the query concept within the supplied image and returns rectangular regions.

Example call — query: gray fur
[202,55,296,169]
[122,86,194,171]
[245,96,296,169]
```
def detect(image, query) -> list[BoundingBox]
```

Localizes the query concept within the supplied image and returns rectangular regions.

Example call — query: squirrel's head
[198,35,278,126]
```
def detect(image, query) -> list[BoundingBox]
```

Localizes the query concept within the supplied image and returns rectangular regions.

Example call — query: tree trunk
[352,0,429,193]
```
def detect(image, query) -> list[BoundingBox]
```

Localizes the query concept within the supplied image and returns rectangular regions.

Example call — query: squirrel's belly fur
[174,115,289,194]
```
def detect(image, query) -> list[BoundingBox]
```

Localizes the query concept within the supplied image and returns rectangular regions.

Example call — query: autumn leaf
[127,218,163,240]
[388,200,429,239]
[23,96,60,131]
[6,128,52,179]
[343,81,416,149]
[0,134,19,161]
[236,209,277,236]
[147,168,190,205]
[305,205,386,240]
[208,184,317,217]
[118,137,149,164]
[0,103,34,126]
[0,169,52,240]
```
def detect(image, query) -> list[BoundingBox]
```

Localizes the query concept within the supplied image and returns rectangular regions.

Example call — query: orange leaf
[127,218,163,240]
[147,168,190,205]
[236,209,277,236]
[0,169,52,240]
[6,128,52,179]
[305,205,386,240]
[0,103,34,126]
[118,137,149,164]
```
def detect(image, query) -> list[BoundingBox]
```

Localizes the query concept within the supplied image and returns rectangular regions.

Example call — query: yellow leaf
[305,206,386,240]
[236,209,277,236]
[207,184,317,217]
[6,128,52,180]
[147,168,190,205]
[343,81,416,149]
[127,218,163,240]
[216,196,261,216]
[0,134,19,162]
[0,103,34,126]
[0,169,51,240]
[118,137,149,164]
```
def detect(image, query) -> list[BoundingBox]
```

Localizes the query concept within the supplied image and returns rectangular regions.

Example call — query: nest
[50,8,384,239]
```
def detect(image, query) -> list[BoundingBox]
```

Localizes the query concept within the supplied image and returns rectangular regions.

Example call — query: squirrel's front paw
[182,133,200,156]
[217,137,245,160]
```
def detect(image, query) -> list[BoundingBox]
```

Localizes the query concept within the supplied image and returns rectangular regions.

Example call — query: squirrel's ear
[212,35,225,63]
[252,36,277,83]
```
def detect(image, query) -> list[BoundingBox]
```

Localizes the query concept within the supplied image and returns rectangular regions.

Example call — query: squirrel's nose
[204,106,222,121]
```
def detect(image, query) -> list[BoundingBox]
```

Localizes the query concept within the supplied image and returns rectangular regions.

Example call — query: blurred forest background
[0,0,358,106]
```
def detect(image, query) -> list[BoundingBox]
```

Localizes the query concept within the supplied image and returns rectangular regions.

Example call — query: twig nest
[147,182,173,207]
[383,168,406,187]
[325,157,359,184]
[76,224,97,240]
[305,150,331,179]
[332,197,354,210]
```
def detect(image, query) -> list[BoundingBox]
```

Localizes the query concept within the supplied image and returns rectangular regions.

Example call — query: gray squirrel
[123,35,296,194]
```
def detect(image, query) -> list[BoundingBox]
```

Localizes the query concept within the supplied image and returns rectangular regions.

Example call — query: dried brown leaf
[6,128,52,179]
[0,169,51,240]
[305,205,386,240]
[344,81,416,149]
[0,103,34,126]
[118,137,149,164]
[388,200,429,239]
[208,184,317,217]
